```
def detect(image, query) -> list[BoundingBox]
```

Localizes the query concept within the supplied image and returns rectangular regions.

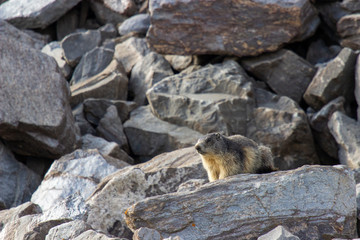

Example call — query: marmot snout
[195,133,276,182]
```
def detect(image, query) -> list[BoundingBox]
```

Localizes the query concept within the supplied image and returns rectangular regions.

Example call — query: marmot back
[195,133,276,182]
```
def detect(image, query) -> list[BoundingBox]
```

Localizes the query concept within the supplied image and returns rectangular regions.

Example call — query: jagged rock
[70,58,128,107]
[61,30,102,67]
[118,13,150,36]
[337,14,360,50]
[0,142,41,210]
[309,97,346,160]
[0,202,42,232]
[123,106,202,159]
[81,134,134,164]
[73,230,123,240]
[72,104,97,136]
[341,0,360,12]
[45,220,91,240]
[248,89,319,170]
[130,52,173,105]
[147,60,255,135]
[356,55,360,120]
[0,20,46,50]
[31,149,129,212]
[86,147,206,237]
[240,49,316,103]
[41,41,72,78]
[83,98,137,125]
[257,226,300,240]
[89,0,136,24]
[125,165,357,240]
[304,48,357,111]
[147,0,319,57]
[177,179,207,193]
[0,34,80,159]
[0,0,81,29]
[71,47,114,85]
[329,111,360,169]
[99,23,118,42]
[133,227,162,240]
[114,37,151,74]
[96,105,130,152]
[306,39,341,65]
[164,55,193,72]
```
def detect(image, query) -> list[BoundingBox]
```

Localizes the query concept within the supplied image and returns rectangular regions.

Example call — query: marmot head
[195,133,226,156]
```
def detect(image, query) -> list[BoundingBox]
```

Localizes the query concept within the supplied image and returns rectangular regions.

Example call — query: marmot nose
[195,144,201,152]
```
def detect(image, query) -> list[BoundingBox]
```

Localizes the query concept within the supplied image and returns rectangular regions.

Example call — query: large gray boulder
[89,0,136,25]
[337,14,360,50]
[146,60,255,135]
[0,34,79,159]
[118,13,150,36]
[125,165,357,240]
[0,0,81,29]
[240,49,316,103]
[147,0,319,57]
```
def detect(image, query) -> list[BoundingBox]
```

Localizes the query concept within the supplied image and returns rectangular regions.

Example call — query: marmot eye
[206,138,211,143]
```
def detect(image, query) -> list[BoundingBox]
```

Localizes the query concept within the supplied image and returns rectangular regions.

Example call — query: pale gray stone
[133,227,161,240]
[73,230,123,240]
[118,13,150,36]
[89,0,136,24]
[41,41,72,78]
[45,220,91,240]
[164,55,193,72]
[258,226,300,240]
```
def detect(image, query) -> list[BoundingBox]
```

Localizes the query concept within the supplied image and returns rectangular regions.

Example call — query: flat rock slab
[125,165,357,240]
[147,0,319,57]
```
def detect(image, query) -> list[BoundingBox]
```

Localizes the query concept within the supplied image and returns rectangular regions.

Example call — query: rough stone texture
[31,149,128,212]
[71,47,114,85]
[130,52,173,105]
[86,147,206,237]
[341,0,360,12]
[309,97,346,160]
[248,89,319,170]
[70,58,128,107]
[123,106,203,159]
[89,0,136,24]
[0,35,80,159]
[99,23,118,42]
[147,60,255,135]
[240,49,316,103]
[96,105,130,152]
[81,134,134,164]
[329,111,360,169]
[42,41,72,78]
[73,230,123,240]
[83,98,137,125]
[72,104,97,136]
[0,142,41,210]
[133,227,162,240]
[306,39,341,65]
[125,165,357,240]
[45,220,91,240]
[356,55,360,120]
[0,202,42,232]
[337,14,360,50]
[147,0,319,57]
[118,13,150,36]
[0,0,81,29]
[164,55,193,72]
[304,48,357,111]
[114,37,151,74]
[61,30,102,67]
[258,226,300,240]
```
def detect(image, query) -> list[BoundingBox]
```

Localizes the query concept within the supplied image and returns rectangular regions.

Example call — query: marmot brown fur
[195,133,276,182]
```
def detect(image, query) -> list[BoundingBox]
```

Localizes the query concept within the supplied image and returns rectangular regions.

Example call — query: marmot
[195,133,276,182]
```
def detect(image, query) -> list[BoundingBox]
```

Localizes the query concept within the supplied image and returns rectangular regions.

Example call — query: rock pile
[0,0,360,239]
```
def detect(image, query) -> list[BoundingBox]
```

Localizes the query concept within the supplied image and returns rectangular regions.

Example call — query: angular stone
[248,89,319,170]
[45,220,91,240]
[125,165,357,240]
[96,106,129,152]
[89,0,136,24]
[81,134,134,164]
[71,47,114,85]
[123,106,203,159]
[130,52,173,105]
[73,230,123,240]
[329,111,360,169]
[304,48,357,110]
[147,0,319,57]
[356,55,360,120]
[31,149,128,212]
[133,227,162,240]
[86,147,206,237]
[147,60,255,135]
[337,14,360,50]
[99,23,118,42]
[41,41,72,78]
[83,98,137,124]
[0,142,41,210]
[61,30,102,67]
[72,104,96,136]
[341,0,360,12]
[164,55,193,72]
[118,13,150,36]
[241,49,316,103]
[114,37,151,74]
[0,0,81,29]
[0,35,79,159]
[70,58,128,107]
[309,97,346,159]
[258,226,300,240]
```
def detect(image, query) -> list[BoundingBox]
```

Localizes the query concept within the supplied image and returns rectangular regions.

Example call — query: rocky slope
[0,0,360,239]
